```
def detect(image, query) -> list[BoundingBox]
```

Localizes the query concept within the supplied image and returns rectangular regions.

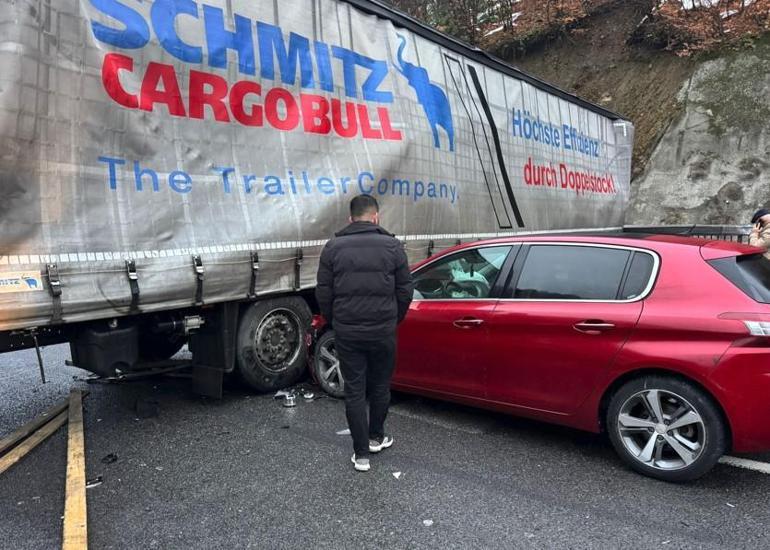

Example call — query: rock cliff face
[506,2,769,226]
[627,39,770,225]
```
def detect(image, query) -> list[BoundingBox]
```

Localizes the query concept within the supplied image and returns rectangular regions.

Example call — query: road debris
[726,503,736,508]
[393,472,402,479]
[422,519,434,527]
[336,428,351,436]
[85,476,103,489]
[283,394,297,408]
[1,391,89,479]
[101,453,118,465]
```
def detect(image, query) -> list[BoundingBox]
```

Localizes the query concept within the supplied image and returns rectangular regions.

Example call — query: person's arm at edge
[315,243,335,326]
[394,243,414,324]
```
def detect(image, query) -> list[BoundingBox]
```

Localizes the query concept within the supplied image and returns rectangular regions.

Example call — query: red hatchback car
[313,233,770,481]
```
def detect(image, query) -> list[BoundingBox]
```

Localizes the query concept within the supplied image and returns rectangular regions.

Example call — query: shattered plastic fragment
[336,428,351,436]
[86,476,103,489]
[422,519,433,527]
[283,394,297,408]
[393,472,402,479]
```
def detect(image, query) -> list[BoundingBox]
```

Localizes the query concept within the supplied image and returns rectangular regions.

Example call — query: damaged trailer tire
[236,297,312,392]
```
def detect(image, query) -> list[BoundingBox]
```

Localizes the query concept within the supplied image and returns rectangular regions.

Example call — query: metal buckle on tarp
[46,264,62,323]
[193,255,205,305]
[249,251,260,299]
[294,249,303,291]
[125,259,139,312]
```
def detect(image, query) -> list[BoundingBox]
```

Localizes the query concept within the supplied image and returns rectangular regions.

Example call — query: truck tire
[236,297,312,392]
[137,331,187,362]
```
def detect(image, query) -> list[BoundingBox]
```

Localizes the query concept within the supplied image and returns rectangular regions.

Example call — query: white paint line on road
[719,456,770,474]
[389,406,484,435]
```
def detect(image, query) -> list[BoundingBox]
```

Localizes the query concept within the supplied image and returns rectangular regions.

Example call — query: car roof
[441,231,760,255]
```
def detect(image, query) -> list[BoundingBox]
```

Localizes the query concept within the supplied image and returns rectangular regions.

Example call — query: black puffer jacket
[316,222,413,340]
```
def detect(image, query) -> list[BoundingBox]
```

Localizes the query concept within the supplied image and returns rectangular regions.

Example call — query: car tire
[606,376,728,482]
[312,331,345,398]
[236,297,312,392]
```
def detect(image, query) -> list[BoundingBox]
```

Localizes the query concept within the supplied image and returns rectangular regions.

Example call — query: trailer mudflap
[189,302,239,398]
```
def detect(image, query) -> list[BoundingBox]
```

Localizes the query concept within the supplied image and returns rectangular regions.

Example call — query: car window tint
[620,252,655,300]
[413,246,511,300]
[709,253,770,303]
[511,245,630,300]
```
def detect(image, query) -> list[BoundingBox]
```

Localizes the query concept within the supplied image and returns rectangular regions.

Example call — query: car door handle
[573,320,615,334]
[453,317,485,329]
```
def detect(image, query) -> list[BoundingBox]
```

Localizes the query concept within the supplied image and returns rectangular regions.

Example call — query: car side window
[412,246,511,300]
[620,252,656,300]
[508,245,631,300]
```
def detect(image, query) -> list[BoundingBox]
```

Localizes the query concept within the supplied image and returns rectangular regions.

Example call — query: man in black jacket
[316,195,413,472]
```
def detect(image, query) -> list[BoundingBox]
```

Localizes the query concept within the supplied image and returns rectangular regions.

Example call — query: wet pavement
[1,345,769,549]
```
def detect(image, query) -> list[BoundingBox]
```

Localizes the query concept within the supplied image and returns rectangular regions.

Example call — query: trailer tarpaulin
[0,0,634,330]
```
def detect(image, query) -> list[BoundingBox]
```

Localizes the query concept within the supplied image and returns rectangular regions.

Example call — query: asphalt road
[1,345,769,549]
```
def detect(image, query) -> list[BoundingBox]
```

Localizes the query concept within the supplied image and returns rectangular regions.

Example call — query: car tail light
[718,313,770,338]
[743,321,770,336]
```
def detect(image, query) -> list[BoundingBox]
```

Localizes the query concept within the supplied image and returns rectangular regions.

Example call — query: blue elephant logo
[394,35,455,152]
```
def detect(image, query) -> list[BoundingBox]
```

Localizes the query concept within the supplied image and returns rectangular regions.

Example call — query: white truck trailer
[0,0,634,394]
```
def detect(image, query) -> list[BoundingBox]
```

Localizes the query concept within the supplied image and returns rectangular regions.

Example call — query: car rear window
[709,254,770,303]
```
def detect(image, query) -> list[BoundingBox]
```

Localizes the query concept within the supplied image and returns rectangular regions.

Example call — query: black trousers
[336,333,396,457]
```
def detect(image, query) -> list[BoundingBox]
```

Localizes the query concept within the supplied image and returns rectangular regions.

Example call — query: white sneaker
[369,435,394,453]
[351,454,370,472]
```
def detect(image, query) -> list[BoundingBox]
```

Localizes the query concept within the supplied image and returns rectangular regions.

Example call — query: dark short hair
[350,195,379,219]
[752,208,770,224]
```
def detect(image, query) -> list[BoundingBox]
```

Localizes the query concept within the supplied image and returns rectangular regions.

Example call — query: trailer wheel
[236,297,312,392]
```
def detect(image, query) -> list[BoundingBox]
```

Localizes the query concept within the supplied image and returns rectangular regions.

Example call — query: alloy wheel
[616,389,706,471]
[316,337,344,394]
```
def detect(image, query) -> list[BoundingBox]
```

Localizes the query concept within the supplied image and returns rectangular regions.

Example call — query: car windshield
[708,253,770,303]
